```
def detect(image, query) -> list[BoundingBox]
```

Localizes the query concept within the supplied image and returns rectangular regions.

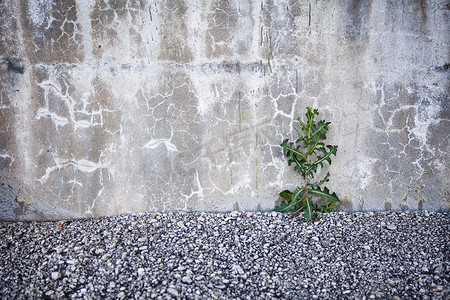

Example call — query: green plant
[276,106,340,221]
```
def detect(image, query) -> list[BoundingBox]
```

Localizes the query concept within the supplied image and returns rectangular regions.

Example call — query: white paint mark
[74,120,91,130]
[35,108,69,128]
[143,139,179,152]
[37,157,106,184]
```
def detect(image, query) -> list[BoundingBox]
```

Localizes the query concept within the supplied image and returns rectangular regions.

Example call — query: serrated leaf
[276,196,303,212]
[308,172,330,187]
[275,187,305,212]
[292,187,305,201]
[305,145,338,175]
[320,201,340,213]
[309,186,340,203]
[310,120,329,141]
[288,156,307,175]
[275,201,291,212]
[281,140,307,162]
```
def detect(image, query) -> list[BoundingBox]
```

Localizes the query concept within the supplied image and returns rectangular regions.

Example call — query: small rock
[51,272,61,280]
[232,264,245,275]
[215,284,226,290]
[177,221,185,228]
[137,268,145,277]
[386,223,397,230]
[431,285,444,292]
[195,275,204,281]
[167,288,179,297]
[95,248,106,255]
[182,276,192,284]
[101,254,112,260]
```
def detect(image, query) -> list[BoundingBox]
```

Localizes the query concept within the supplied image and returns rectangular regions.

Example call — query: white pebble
[386,223,397,230]
[51,272,61,280]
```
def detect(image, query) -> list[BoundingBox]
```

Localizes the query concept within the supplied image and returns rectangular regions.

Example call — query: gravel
[0,211,448,299]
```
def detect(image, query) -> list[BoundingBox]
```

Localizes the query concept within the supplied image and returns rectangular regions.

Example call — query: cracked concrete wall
[0,0,448,220]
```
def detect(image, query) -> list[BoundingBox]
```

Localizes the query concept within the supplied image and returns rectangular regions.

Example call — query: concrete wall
[0,0,448,220]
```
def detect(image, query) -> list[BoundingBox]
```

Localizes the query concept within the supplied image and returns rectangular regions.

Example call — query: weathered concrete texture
[0,0,448,220]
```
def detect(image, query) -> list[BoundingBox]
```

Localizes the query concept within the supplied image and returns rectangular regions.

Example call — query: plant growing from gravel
[276,106,340,221]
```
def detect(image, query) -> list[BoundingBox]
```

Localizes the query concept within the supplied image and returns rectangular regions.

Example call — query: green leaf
[292,187,305,202]
[304,197,313,221]
[279,190,293,200]
[308,172,330,187]
[305,145,338,175]
[309,186,340,204]
[275,201,290,212]
[281,139,307,162]
[275,187,305,212]
[309,120,329,141]
[287,155,307,176]
[320,201,340,213]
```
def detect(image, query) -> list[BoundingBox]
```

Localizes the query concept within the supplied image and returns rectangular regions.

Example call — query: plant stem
[304,123,311,199]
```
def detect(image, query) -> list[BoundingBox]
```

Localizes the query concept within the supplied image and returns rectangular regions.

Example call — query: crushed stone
[0,211,448,299]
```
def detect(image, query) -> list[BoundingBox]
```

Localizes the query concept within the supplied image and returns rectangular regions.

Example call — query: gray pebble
[51,272,61,280]
[0,211,447,299]
[167,288,178,297]
[182,276,192,284]
[386,223,397,230]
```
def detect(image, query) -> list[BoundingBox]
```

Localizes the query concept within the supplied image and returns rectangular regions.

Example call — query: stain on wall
[0,0,448,220]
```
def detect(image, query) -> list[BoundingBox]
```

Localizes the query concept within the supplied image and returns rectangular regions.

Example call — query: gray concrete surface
[0,1,448,220]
